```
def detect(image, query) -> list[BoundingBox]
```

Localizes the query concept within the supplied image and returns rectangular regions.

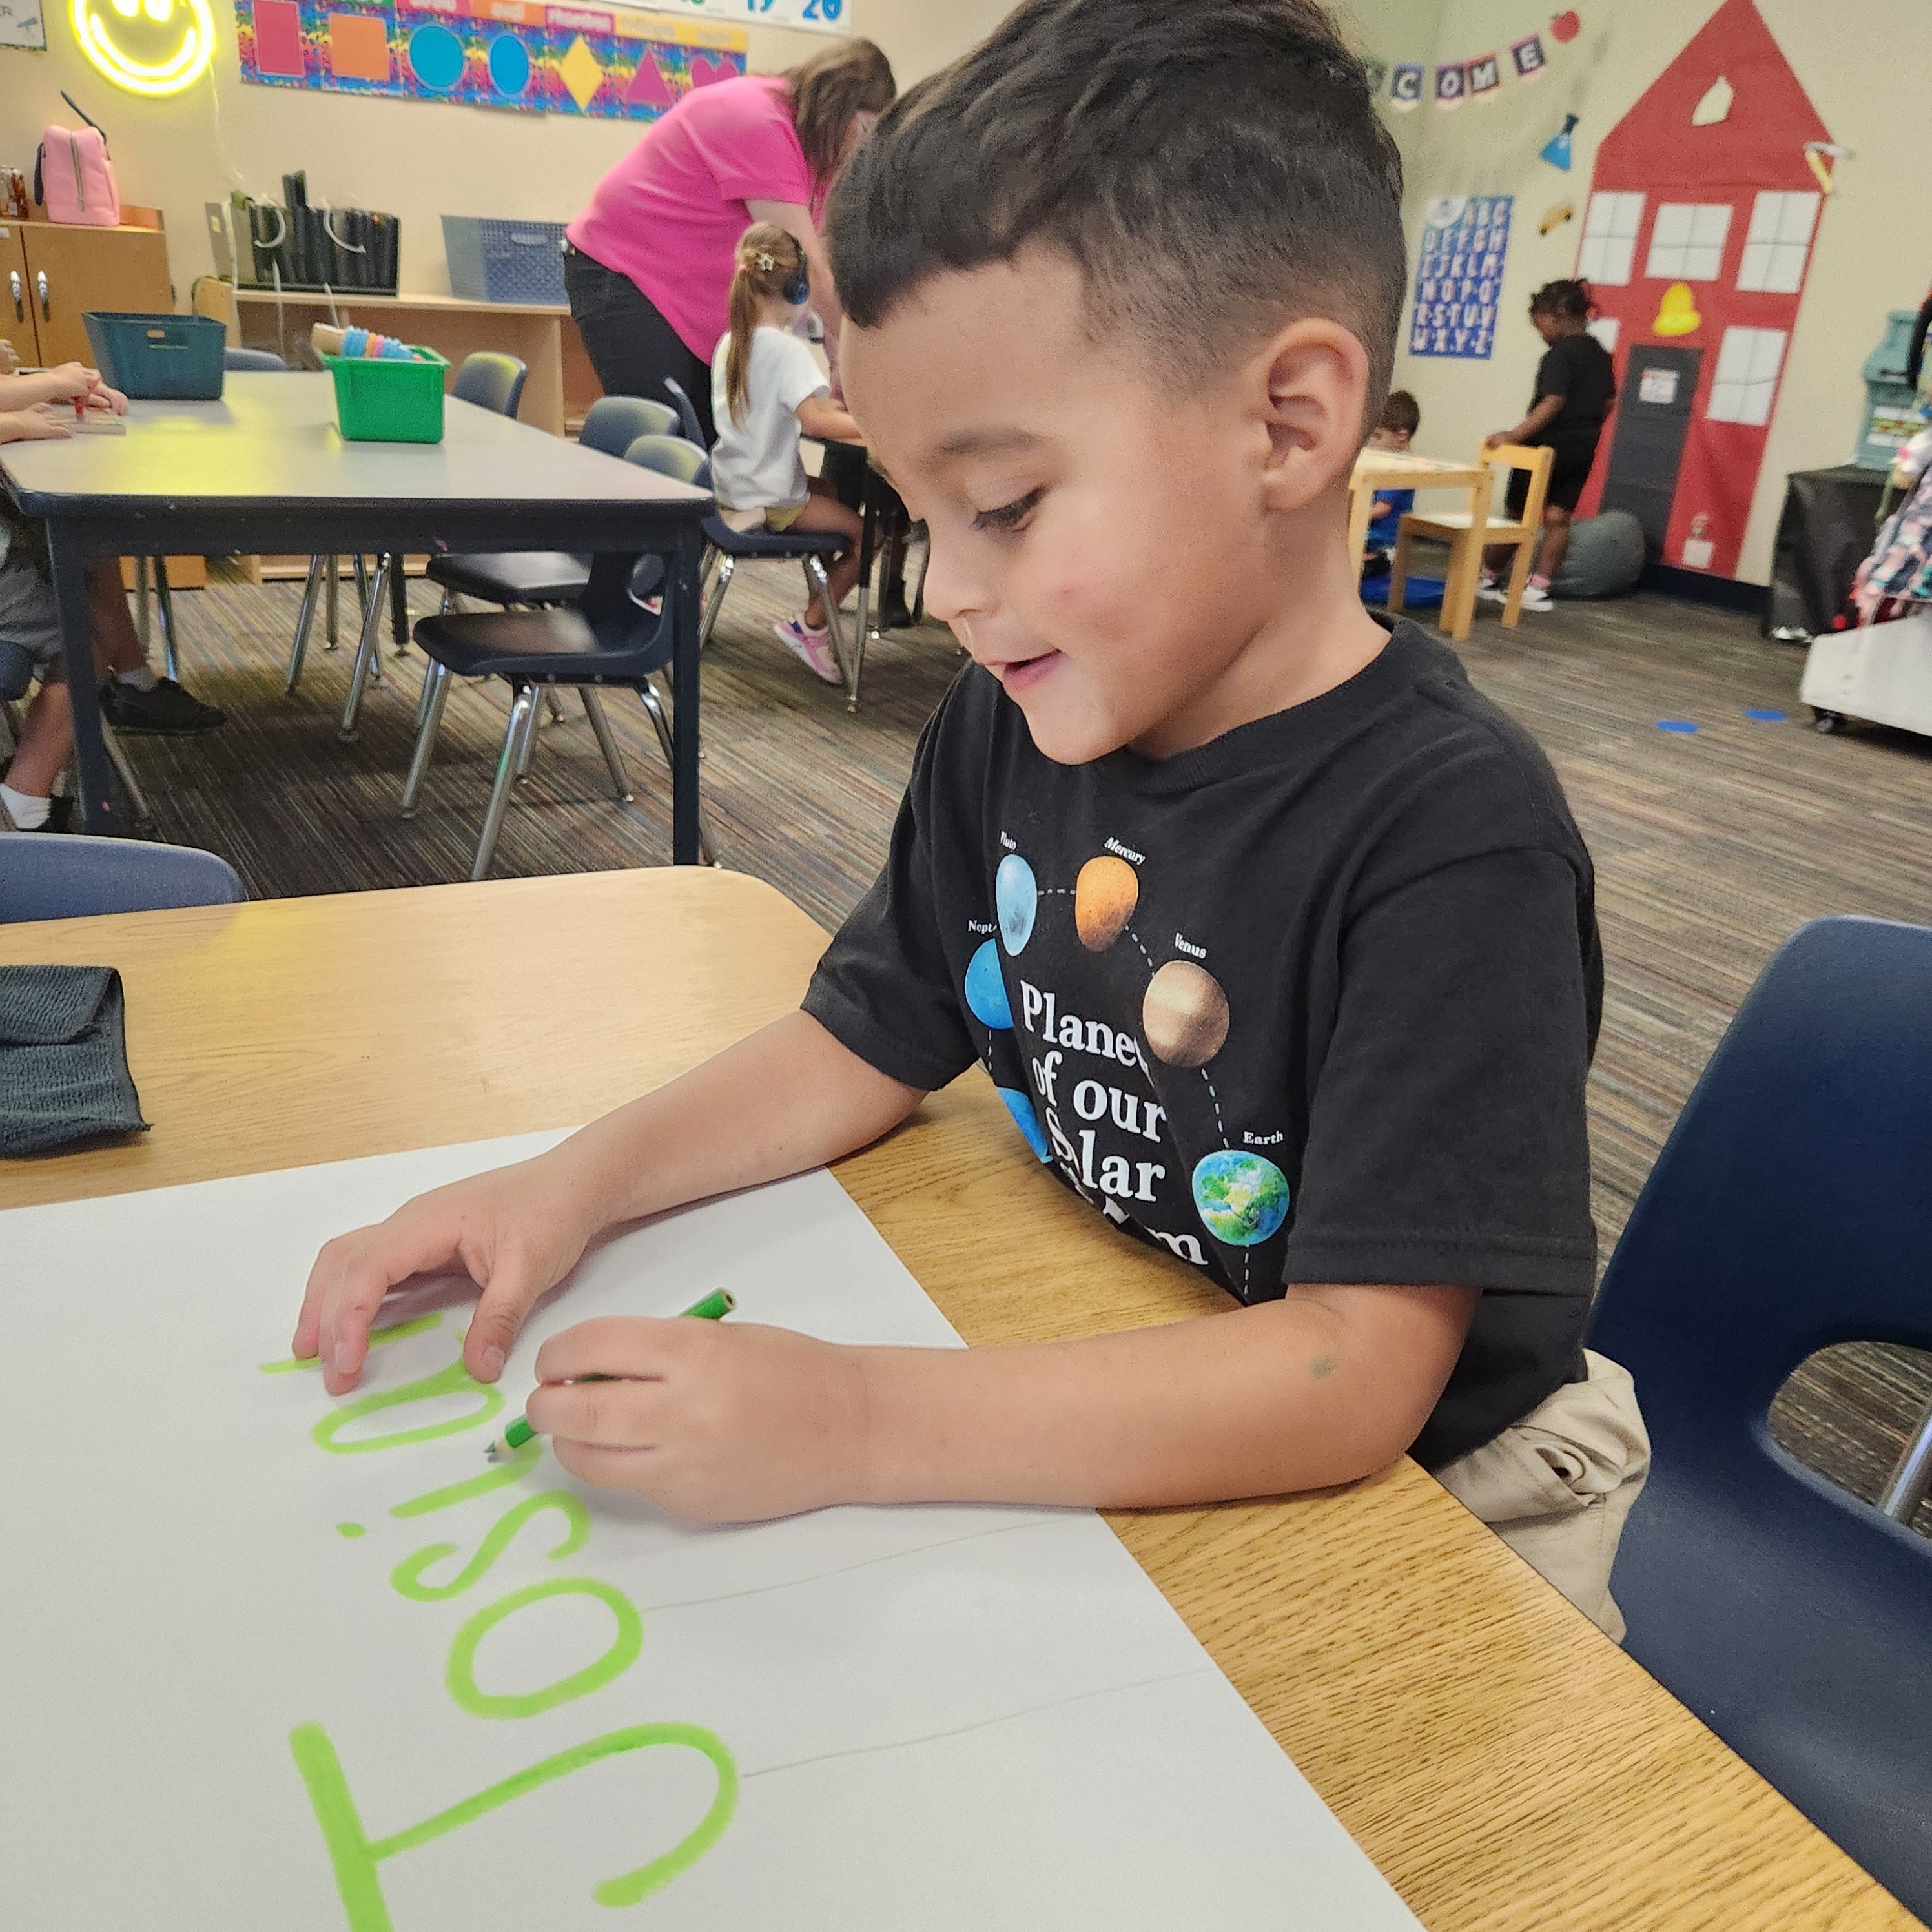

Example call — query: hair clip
[754,251,778,272]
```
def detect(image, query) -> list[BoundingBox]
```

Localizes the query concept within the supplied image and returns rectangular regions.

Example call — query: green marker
[482,1288,736,1463]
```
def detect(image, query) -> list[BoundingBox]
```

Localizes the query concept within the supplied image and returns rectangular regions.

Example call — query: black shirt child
[1532,332,1617,454]
[804,618,1602,1471]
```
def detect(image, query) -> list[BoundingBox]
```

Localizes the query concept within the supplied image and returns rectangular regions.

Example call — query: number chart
[1,1136,1422,1929]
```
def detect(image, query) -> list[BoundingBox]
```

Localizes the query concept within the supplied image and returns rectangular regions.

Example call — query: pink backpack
[35,116,119,228]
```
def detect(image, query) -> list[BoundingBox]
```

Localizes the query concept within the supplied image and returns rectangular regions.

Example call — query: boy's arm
[0,405,76,446]
[294,1010,923,1394]
[6,362,123,413]
[796,393,863,443]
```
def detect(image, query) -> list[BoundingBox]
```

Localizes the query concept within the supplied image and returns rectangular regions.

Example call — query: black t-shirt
[1532,333,1617,451]
[804,619,1603,1469]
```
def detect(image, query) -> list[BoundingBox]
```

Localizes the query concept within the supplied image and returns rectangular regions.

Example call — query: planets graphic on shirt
[1191,1149,1290,1248]
[998,1086,1053,1162]
[963,938,1013,1030]
[1142,960,1230,1068]
[995,852,1037,955]
[1074,854,1138,952]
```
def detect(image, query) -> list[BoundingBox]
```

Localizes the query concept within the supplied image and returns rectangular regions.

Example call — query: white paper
[0,1135,1421,1929]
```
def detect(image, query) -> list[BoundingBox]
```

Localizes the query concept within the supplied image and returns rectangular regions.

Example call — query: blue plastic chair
[663,376,705,447]
[450,351,528,420]
[0,834,243,921]
[1587,916,1932,1921]
[223,347,287,371]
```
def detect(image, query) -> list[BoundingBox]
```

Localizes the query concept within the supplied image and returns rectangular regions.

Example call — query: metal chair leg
[911,528,931,625]
[545,690,568,725]
[154,557,180,684]
[1880,1397,1932,1523]
[401,660,451,815]
[697,553,734,652]
[338,553,392,739]
[101,723,154,824]
[134,555,152,654]
[389,553,410,655]
[581,689,633,802]
[635,681,713,865]
[471,684,539,881]
[515,686,542,779]
[808,555,863,712]
[324,557,339,647]
[287,553,326,695]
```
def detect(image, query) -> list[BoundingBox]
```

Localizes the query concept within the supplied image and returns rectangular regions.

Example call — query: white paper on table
[0,1134,1423,1930]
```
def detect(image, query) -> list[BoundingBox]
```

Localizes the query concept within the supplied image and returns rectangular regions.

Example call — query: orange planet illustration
[1142,960,1229,1067]
[1074,854,1139,950]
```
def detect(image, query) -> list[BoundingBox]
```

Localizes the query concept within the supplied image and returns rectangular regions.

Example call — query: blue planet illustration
[995,853,1037,955]
[1191,1149,1290,1247]
[963,939,1013,1029]
[998,1087,1053,1162]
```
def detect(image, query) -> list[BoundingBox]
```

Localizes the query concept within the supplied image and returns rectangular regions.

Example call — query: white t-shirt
[708,325,827,512]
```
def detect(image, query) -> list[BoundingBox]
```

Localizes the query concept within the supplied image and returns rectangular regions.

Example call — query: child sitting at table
[1,362,226,832]
[1361,387,1419,578]
[298,0,1649,1641]
[709,225,865,686]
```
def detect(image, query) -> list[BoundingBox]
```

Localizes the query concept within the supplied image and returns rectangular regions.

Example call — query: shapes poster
[236,0,745,120]
[1408,195,1512,360]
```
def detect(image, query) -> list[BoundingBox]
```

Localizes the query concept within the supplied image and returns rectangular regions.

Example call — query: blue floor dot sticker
[998,1087,1053,1162]
[963,938,1013,1029]
[1745,708,1787,723]
[1656,719,1699,734]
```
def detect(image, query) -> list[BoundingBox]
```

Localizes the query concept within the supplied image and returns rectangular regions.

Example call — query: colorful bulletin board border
[1409,195,1514,360]
[610,0,843,31]
[236,0,747,119]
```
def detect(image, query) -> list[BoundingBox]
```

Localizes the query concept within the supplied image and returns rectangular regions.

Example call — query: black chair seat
[1,638,35,703]
[426,551,591,605]
[413,607,671,684]
[702,515,850,560]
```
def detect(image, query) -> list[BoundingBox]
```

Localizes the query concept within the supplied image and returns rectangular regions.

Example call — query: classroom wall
[1351,0,1932,583]
[0,0,1015,302]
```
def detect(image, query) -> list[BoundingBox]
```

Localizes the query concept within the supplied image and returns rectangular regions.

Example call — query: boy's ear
[1249,319,1373,514]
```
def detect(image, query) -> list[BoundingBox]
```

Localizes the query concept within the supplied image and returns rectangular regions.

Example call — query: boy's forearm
[539,1008,923,1236]
[852,1286,1474,1508]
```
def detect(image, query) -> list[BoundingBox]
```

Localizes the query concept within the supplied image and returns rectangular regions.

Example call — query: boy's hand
[294,1153,603,1395]
[89,378,128,416]
[41,361,101,403]
[527,1315,873,1522]
[0,339,21,375]
[1,404,76,442]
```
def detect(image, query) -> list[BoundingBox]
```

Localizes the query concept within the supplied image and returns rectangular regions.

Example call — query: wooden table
[0,373,712,860]
[0,868,1913,1932]
[1350,449,1493,642]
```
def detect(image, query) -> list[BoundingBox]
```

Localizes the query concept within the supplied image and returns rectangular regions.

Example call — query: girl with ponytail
[709,223,865,684]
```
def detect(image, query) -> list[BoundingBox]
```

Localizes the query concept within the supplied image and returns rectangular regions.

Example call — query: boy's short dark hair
[1379,389,1421,437]
[825,0,1406,419]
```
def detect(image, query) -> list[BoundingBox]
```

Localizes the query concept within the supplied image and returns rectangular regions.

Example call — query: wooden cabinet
[0,221,172,367]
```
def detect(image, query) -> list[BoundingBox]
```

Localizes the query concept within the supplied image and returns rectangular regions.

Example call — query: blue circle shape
[998,1087,1052,1162]
[407,21,464,91]
[995,853,1037,955]
[1191,1149,1290,1248]
[963,939,1013,1030]
[487,31,531,97]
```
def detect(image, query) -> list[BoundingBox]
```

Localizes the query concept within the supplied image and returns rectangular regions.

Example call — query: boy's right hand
[1,404,76,442]
[294,1154,602,1395]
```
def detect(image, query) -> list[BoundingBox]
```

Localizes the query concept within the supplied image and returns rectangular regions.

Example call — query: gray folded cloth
[0,965,149,1156]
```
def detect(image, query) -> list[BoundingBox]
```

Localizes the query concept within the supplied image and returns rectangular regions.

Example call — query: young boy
[2,361,225,831]
[1362,387,1420,575]
[296,0,1648,1636]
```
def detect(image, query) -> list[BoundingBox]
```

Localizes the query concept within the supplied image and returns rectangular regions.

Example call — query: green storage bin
[324,347,451,443]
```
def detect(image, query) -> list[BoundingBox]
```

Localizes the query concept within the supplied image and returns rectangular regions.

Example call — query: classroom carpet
[109,562,1932,1534]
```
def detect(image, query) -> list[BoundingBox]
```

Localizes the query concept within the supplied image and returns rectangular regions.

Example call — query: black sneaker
[99,677,227,734]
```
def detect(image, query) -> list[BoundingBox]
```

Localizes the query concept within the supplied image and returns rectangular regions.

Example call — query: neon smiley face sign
[71,0,216,96]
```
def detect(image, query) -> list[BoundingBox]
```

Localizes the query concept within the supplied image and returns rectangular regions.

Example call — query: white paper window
[1578,192,1645,287]
[1707,327,1787,426]
[1736,191,1820,294]
[1645,202,1732,282]
[1587,317,1620,353]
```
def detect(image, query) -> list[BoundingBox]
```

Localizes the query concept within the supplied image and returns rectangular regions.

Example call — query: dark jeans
[565,245,715,446]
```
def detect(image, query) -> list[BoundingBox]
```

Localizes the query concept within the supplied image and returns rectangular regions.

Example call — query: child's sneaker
[772,617,844,686]
[1474,573,1507,604]
[1517,582,1554,613]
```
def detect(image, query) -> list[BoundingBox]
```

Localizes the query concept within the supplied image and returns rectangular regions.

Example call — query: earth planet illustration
[1191,1149,1291,1247]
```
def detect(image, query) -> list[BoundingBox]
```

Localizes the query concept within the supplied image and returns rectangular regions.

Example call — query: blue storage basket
[441,217,569,306]
[81,312,226,400]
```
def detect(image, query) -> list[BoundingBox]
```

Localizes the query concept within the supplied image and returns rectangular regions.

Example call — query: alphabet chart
[1,1135,1421,1929]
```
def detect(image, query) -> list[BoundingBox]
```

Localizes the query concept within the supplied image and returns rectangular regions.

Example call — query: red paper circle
[1551,10,1581,41]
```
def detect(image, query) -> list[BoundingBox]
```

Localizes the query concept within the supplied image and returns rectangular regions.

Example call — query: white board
[0,1136,1422,1930]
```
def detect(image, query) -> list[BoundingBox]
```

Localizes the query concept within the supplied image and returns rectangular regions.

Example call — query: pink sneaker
[773,617,844,686]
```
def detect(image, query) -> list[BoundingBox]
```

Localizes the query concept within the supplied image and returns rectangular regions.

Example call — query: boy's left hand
[526,1314,873,1522]
[3,403,77,441]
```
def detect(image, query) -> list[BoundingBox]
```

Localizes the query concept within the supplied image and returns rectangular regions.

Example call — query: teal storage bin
[324,347,451,443]
[81,312,226,400]
[1856,310,1923,470]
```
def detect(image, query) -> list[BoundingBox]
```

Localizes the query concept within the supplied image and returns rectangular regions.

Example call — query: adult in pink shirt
[566,39,894,445]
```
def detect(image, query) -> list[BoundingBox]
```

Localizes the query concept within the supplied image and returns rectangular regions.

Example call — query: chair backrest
[223,347,287,372]
[1481,441,1556,531]
[1587,915,1932,1918]
[579,396,679,457]
[451,352,528,420]
[662,376,706,446]
[0,834,245,922]
[624,433,708,487]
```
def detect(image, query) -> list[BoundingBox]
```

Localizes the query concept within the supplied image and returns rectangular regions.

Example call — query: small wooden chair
[1392,442,1556,630]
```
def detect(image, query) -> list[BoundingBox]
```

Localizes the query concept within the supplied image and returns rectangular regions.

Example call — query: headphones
[754,243,810,307]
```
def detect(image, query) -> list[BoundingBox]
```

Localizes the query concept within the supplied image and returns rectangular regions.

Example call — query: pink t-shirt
[568,75,821,358]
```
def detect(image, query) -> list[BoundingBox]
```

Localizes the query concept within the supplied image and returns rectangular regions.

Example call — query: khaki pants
[1434,1350,1651,1641]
